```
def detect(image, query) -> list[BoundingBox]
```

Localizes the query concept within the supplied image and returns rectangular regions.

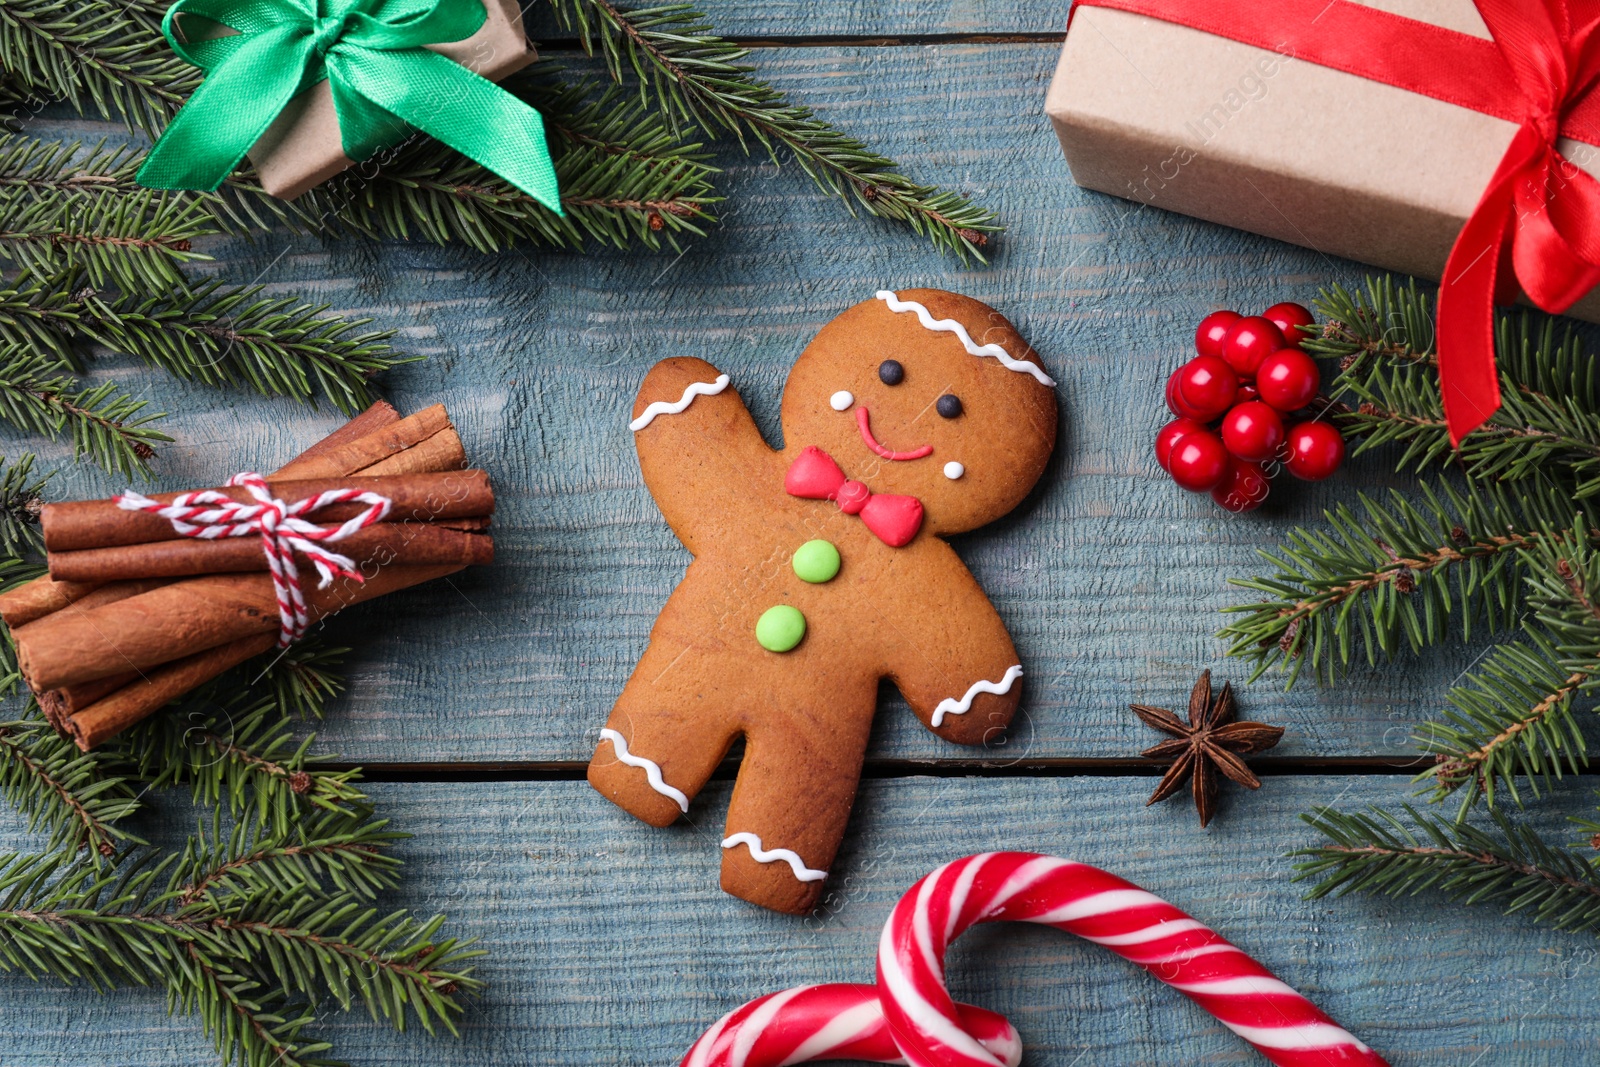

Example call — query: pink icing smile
[855,407,933,461]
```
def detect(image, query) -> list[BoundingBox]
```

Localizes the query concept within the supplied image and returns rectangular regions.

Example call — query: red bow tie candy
[785,446,923,547]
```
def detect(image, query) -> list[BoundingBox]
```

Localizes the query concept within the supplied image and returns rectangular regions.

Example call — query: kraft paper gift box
[1044,0,1600,321]
[177,0,537,199]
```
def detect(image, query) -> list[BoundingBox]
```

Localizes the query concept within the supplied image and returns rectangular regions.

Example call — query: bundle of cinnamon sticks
[0,401,493,751]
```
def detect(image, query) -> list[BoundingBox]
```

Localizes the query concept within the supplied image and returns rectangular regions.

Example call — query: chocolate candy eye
[936,394,962,418]
[878,360,904,386]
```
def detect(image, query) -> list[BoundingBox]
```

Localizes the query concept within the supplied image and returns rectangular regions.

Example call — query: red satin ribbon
[1071,0,1600,443]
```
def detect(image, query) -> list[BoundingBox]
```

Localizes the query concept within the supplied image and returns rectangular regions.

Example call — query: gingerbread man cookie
[589,289,1057,914]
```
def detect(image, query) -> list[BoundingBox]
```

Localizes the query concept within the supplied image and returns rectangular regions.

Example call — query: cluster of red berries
[1157,302,1346,512]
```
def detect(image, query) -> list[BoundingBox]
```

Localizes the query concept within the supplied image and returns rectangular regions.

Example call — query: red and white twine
[116,472,392,646]
[681,851,1388,1067]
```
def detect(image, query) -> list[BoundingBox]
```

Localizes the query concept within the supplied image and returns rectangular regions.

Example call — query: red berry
[1221,400,1286,463]
[1285,420,1346,480]
[1211,458,1271,512]
[1155,417,1206,471]
[1165,368,1188,417]
[1174,355,1238,421]
[1256,349,1321,412]
[1195,310,1241,359]
[1221,316,1286,378]
[1234,381,1260,405]
[1264,302,1315,348]
[1168,430,1229,492]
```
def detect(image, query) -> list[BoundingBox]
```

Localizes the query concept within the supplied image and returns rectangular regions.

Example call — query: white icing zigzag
[876,291,1056,387]
[721,832,828,882]
[599,728,689,812]
[629,373,731,432]
[931,664,1024,727]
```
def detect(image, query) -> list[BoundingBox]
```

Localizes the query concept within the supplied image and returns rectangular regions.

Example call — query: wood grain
[20,44,1488,762]
[0,776,1596,1064]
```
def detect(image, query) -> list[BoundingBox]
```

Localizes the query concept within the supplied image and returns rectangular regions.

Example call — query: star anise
[1130,670,1284,828]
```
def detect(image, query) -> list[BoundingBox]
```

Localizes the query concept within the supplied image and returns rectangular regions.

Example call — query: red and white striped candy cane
[681,983,1020,1067]
[680,852,1388,1067]
[117,472,392,646]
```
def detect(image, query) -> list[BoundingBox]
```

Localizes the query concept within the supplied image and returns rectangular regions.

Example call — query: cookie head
[781,289,1057,535]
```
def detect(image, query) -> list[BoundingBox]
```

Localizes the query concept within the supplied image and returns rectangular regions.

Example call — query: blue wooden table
[4,2,1597,1063]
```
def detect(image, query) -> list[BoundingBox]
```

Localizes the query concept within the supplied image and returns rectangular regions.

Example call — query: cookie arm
[631,357,778,555]
[886,566,1024,749]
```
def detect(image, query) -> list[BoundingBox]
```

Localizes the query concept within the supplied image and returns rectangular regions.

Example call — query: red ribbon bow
[1439,0,1600,442]
[1072,0,1600,444]
[785,446,924,547]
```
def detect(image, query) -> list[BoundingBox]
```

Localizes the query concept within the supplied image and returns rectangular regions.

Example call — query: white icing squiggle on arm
[629,373,731,431]
[931,664,1024,727]
[875,291,1056,387]
[721,832,828,882]
[599,728,689,812]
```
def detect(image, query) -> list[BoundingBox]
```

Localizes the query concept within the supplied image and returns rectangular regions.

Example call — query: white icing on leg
[629,373,731,431]
[931,664,1024,727]
[599,728,690,812]
[875,291,1056,387]
[721,832,828,882]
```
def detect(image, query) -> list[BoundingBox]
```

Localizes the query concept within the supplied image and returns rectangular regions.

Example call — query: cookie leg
[719,723,868,916]
[588,676,739,828]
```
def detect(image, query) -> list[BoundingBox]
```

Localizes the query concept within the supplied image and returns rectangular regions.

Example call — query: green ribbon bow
[137,0,561,213]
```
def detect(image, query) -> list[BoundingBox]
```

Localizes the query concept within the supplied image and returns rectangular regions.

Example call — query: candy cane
[681,852,1388,1067]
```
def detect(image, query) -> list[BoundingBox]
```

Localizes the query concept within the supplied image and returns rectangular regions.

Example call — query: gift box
[1044,0,1600,322]
[169,0,537,200]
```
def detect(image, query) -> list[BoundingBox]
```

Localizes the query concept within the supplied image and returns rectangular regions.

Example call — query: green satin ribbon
[137,0,561,213]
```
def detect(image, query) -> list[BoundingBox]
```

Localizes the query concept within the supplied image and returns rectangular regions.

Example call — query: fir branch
[549,0,999,261]
[0,842,481,1067]
[114,688,367,825]
[0,273,408,414]
[0,343,169,477]
[0,0,195,132]
[248,72,722,253]
[0,713,142,858]
[0,182,212,291]
[1295,805,1600,936]
[1308,277,1600,493]
[75,281,410,415]
[1219,476,1573,685]
[174,812,403,906]
[1417,633,1594,810]
[0,449,44,555]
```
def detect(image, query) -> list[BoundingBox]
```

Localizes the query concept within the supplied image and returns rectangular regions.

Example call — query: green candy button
[792,539,841,583]
[756,604,806,652]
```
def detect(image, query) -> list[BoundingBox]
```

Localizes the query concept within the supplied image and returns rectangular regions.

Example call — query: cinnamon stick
[278,401,400,472]
[48,524,492,583]
[65,634,277,751]
[42,469,494,551]
[0,400,405,633]
[0,577,106,629]
[38,673,135,724]
[360,427,465,476]
[9,585,172,735]
[274,404,449,480]
[16,563,467,691]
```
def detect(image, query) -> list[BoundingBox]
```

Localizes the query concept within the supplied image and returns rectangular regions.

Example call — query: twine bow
[135,0,561,212]
[117,473,393,646]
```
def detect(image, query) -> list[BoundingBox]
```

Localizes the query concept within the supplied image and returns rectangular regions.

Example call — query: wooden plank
[525,0,1068,39]
[25,44,1473,762]
[0,775,1595,1063]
